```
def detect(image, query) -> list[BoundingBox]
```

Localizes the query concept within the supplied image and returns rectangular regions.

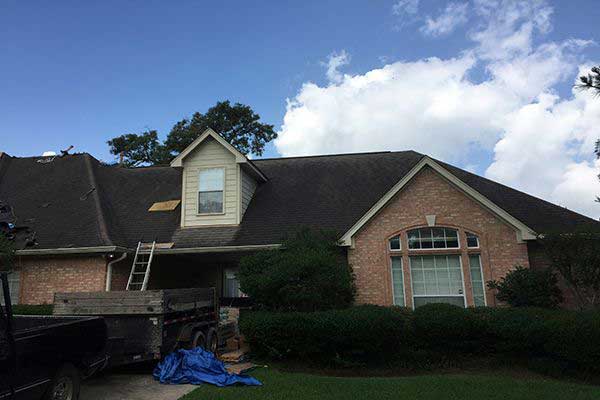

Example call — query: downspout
[106,253,127,291]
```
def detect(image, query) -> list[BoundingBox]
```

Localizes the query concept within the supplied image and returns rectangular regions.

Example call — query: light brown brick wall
[16,255,107,304]
[348,166,530,307]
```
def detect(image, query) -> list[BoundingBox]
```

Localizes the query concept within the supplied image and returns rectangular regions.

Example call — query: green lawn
[180,368,600,400]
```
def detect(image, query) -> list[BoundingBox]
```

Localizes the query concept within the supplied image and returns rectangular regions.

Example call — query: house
[0,129,597,307]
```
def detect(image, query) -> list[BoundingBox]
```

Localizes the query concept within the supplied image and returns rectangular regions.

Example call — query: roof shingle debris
[0,150,596,252]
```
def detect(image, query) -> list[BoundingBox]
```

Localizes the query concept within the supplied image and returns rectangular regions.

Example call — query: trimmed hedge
[241,303,600,372]
[11,304,54,315]
[240,305,413,363]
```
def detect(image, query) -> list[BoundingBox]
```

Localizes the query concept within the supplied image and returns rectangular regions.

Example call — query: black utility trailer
[0,274,108,400]
[53,288,221,367]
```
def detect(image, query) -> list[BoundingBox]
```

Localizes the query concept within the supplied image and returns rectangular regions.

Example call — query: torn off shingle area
[0,151,597,251]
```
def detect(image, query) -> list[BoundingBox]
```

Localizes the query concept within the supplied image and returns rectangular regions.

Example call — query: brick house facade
[348,167,529,308]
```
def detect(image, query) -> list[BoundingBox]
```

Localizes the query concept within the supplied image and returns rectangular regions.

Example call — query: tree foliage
[578,65,600,96]
[238,228,356,312]
[487,266,563,308]
[108,101,276,166]
[0,234,15,271]
[538,230,600,310]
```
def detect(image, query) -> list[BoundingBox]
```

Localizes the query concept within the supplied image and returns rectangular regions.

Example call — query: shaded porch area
[110,251,253,307]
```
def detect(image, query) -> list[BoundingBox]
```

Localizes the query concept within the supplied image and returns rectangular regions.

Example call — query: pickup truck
[0,273,107,400]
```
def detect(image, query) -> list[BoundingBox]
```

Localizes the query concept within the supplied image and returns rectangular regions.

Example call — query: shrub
[487,266,563,308]
[240,305,412,364]
[241,305,600,373]
[413,303,485,352]
[238,228,356,311]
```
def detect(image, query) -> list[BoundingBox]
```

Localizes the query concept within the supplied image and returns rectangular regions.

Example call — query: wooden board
[148,200,180,212]
[53,288,216,316]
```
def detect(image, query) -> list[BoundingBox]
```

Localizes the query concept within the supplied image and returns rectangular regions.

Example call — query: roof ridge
[83,154,113,246]
[254,150,402,162]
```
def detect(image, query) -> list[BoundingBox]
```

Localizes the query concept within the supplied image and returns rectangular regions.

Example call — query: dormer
[170,128,267,227]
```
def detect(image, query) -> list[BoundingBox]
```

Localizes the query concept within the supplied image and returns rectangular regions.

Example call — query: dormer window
[198,167,225,214]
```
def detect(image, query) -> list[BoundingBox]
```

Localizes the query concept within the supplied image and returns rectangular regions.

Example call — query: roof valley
[83,154,113,246]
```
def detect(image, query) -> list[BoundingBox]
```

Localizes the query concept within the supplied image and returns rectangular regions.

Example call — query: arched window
[407,227,459,249]
[388,235,401,251]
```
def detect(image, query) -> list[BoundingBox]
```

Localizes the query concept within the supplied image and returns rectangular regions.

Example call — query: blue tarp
[153,347,262,387]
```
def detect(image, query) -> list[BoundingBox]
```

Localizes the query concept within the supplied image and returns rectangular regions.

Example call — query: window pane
[410,255,464,303]
[432,228,445,248]
[421,229,433,249]
[391,257,405,306]
[199,168,224,191]
[199,191,223,213]
[407,228,459,249]
[414,296,465,308]
[408,230,421,249]
[445,228,459,248]
[469,255,486,306]
[466,232,479,248]
[389,235,401,250]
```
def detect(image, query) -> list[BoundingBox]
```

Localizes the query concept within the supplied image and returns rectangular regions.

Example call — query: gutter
[15,244,280,256]
[154,244,282,254]
[15,246,130,256]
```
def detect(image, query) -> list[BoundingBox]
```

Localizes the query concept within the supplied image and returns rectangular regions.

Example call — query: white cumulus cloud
[275,0,600,219]
[421,2,469,37]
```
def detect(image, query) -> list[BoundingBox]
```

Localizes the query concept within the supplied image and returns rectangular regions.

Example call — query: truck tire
[43,363,80,400]
[190,330,206,349]
[205,328,218,354]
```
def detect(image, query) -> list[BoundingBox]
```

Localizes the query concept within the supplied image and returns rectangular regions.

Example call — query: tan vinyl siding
[240,168,257,218]
[181,137,239,226]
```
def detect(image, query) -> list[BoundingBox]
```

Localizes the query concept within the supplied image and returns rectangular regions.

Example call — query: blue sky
[1,1,599,217]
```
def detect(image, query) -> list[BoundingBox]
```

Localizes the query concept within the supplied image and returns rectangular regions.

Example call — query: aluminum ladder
[126,241,156,291]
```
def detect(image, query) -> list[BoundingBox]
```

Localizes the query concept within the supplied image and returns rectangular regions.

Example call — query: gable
[339,157,537,246]
[354,166,524,242]
[180,136,239,227]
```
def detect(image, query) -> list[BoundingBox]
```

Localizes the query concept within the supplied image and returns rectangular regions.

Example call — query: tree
[578,66,600,96]
[538,230,600,310]
[238,228,356,312]
[108,101,276,166]
[0,233,15,272]
[107,130,170,167]
[487,266,563,308]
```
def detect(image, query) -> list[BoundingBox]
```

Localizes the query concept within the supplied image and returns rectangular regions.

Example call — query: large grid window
[198,168,224,214]
[468,255,486,306]
[407,228,459,250]
[410,255,465,307]
[390,257,405,306]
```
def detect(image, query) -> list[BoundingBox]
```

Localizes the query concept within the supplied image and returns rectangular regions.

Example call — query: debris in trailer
[153,347,261,387]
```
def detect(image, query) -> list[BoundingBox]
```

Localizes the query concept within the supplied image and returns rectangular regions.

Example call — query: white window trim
[407,228,461,251]
[389,256,407,307]
[469,254,487,306]
[408,254,467,309]
[197,166,226,216]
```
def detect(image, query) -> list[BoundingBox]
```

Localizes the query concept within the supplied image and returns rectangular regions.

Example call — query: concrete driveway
[81,365,196,400]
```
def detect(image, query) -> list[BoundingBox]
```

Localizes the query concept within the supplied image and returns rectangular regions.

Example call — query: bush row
[240,303,600,372]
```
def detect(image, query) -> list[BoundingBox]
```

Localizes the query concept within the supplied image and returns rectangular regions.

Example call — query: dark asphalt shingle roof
[0,150,596,251]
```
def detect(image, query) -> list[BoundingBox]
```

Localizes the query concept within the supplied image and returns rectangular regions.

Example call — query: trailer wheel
[205,328,218,354]
[43,363,80,400]
[190,330,206,349]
